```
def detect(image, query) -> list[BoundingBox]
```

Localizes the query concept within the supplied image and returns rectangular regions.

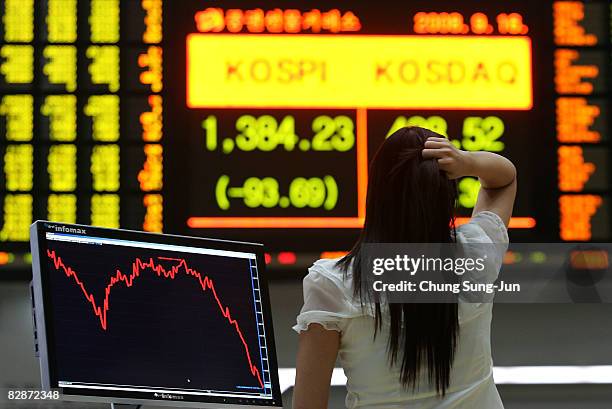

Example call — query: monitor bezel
[30,220,283,408]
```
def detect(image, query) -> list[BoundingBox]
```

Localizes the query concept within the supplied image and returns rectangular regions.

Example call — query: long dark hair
[338,126,459,395]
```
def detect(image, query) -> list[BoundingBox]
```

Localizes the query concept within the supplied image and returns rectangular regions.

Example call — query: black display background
[45,237,266,392]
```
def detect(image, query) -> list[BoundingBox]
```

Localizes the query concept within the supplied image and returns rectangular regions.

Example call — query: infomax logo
[45,224,87,235]
[153,392,184,400]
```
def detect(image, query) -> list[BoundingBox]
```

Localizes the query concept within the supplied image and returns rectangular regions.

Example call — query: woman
[292,126,516,409]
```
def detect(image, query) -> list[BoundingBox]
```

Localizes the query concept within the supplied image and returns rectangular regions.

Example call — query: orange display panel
[186,216,536,229]
[559,194,602,241]
[553,1,598,46]
[554,49,599,94]
[186,34,533,110]
[556,97,601,143]
[557,145,595,191]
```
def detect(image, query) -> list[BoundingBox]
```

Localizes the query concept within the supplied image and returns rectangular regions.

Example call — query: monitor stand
[110,404,141,409]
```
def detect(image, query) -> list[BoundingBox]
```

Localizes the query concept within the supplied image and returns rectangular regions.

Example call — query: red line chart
[46,249,264,389]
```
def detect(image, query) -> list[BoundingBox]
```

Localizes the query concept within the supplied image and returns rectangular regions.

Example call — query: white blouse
[293,211,509,409]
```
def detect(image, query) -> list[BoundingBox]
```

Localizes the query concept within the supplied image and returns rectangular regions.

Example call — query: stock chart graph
[44,236,271,396]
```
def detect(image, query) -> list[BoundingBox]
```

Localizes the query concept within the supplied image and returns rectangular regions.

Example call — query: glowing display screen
[0,0,611,268]
[186,35,533,109]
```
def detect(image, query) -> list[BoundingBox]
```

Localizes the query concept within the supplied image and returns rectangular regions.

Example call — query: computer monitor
[30,221,282,408]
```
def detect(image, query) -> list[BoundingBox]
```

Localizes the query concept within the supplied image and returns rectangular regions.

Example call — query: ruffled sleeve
[456,211,509,290]
[293,261,361,334]
[464,211,509,245]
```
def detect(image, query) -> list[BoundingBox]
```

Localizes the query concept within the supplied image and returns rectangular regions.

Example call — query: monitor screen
[29,221,282,408]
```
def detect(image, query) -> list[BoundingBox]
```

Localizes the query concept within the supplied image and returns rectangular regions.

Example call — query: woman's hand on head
[421,137,472,179]
[422,136,517,226]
